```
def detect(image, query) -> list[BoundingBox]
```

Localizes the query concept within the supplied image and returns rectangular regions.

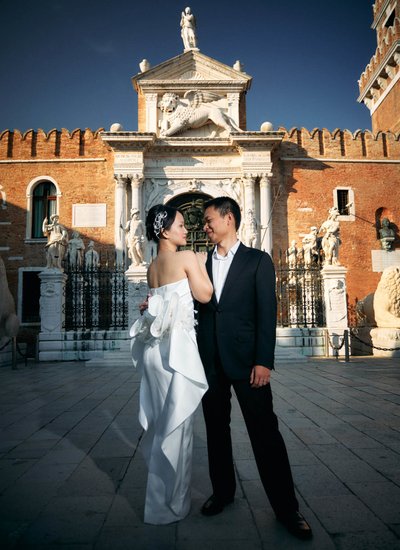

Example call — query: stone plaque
[371,250,400,272]
[72,204,107,228]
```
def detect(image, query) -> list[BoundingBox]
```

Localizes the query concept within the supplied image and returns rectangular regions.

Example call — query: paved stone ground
[0,356,400,550]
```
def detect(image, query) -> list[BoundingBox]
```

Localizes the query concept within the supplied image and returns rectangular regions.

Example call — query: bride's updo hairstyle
[146,204,179,243]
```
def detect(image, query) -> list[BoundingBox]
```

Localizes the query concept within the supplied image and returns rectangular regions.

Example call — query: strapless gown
[130,278,208,524]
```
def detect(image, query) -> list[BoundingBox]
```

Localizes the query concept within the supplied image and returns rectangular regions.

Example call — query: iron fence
[64,253,128,331]
[275,252,325,328]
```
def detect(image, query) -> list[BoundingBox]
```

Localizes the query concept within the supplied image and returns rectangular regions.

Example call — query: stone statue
[286,240,298,270]
[0,255,19,346]
[356,266,400,328]
[85,241,99,269]
[180,7,197,51]
[158,91,242,137]
[302,226,319,268]
[125,209,146,266]
[244,209,258,248]
[379,217,395,251]
[320,207,341,266]
[42,214,68,269]
[67,231,85,268]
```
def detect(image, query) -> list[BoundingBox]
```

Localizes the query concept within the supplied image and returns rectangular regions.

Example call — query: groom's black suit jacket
[197,242,277,380]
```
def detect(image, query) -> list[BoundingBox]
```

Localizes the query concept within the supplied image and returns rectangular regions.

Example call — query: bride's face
[163,211,188,247]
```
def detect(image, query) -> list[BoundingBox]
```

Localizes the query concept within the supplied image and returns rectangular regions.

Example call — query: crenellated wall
[0,128,110,159]
[278,127,400,159]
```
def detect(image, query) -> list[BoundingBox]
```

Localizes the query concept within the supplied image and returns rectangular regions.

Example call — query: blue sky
[0,0,377,133]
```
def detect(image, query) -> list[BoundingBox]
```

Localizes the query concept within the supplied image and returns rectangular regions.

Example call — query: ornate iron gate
[64,254,128,331]
[275,252,325,328]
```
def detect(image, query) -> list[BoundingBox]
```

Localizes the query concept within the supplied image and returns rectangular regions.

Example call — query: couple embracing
[131,196,312,540]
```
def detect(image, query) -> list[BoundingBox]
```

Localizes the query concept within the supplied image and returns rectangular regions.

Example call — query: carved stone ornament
[158,91,241,137]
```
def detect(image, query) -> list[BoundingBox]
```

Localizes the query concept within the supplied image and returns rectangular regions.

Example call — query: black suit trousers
[202,360,299,517]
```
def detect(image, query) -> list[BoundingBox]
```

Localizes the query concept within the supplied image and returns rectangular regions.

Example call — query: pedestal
[125,265,148,330]
[321,265,349,357]
[370,328,400,358]
[38,268,67,360]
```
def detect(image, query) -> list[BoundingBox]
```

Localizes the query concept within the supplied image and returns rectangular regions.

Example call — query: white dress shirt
[212,240,241,302]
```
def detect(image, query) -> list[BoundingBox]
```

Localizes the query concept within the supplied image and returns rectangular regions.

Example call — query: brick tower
[358,0,400,133]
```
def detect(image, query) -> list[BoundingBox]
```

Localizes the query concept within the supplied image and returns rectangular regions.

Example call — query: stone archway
[167,192,212,252]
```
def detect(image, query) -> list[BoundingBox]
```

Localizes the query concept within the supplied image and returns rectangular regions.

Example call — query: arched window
[26,177,61,241]
[31,182,57,238]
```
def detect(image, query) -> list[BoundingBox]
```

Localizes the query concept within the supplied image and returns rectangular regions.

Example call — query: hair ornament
[153,211,168,238]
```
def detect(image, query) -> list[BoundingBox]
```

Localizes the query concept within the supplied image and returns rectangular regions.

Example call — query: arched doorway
[167,192,212,252]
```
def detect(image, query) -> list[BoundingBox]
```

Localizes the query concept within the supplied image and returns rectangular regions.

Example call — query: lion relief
[158,90,242,137]
[357,266,400,328]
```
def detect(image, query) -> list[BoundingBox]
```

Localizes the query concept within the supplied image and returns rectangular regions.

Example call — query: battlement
[358,17,400,94]
[0,128,109,160]
[278,127,400,159]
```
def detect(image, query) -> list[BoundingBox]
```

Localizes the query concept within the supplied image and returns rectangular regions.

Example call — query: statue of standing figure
[67,231,85,268]
[180,7,198,50]
[320,207,341,265]
[302,226,319,268]
[244,209,258,248]
[85,241,99,269]
[42,214,68,269]
[125,209,146,266]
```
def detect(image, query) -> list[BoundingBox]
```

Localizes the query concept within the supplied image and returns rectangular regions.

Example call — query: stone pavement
[1,356,400,550]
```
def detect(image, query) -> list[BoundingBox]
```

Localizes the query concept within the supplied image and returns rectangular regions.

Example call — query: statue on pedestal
[125,209,146,267]
[85,241,99,269]
[320,207,341,266]
[302,227,319,268]
[42,214,68,269]
[67,231,85,268]
[379,217,395,251]
[180,7,198,51]
[286,240,298,270]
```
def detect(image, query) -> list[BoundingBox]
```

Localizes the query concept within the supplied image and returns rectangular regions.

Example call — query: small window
[32,182,57,238]
[21,271,41,323]
[384,10,395,28]
[337,189,349,215]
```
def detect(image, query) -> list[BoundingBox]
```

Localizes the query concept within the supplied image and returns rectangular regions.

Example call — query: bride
[130,204,213,524]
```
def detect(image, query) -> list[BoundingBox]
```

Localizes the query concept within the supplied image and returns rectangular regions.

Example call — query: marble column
[115,175,128,263]
[259,173,273,254]
[243,175,255,214]
[130,174,143,215]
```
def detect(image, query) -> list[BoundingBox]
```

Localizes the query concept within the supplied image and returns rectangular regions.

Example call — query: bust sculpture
[180,7,198,51]
[379,217,395,251]
[42,214,68,269]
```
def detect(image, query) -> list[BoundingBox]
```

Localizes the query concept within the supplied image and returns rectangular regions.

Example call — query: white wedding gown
[130,278,208,524]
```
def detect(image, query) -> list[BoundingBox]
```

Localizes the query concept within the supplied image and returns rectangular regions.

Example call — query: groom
[196,196,312,540]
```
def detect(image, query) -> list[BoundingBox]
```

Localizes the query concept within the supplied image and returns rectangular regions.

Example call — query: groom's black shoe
[277,511,313,539]
[201,494,234,516]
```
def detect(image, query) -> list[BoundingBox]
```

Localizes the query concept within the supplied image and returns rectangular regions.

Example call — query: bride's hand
[195,252,208,265]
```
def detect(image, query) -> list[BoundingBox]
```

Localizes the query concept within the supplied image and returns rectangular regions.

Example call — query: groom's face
[203,206,234,244]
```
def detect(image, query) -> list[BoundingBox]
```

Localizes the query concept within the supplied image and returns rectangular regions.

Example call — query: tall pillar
[115,175,128,262]
[130,174,143,215]
[259,173,273,254]
[243,175,255,213]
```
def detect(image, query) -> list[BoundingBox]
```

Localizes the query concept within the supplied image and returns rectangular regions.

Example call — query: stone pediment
[132,50,252,93]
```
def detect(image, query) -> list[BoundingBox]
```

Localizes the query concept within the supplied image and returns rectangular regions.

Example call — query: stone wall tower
[358,0,400,133]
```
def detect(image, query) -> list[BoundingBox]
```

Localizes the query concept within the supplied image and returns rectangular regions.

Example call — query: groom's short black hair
[204,196,241,230]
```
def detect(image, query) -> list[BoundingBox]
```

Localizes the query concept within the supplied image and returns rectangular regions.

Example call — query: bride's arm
[181,251,213,303]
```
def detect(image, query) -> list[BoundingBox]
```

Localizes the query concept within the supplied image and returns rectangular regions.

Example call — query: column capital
[259,173,273,186]
[129,173,144,188]
[114,174,129,187]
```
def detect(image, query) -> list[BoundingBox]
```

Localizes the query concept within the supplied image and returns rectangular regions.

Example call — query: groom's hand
[250,365,271,388]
